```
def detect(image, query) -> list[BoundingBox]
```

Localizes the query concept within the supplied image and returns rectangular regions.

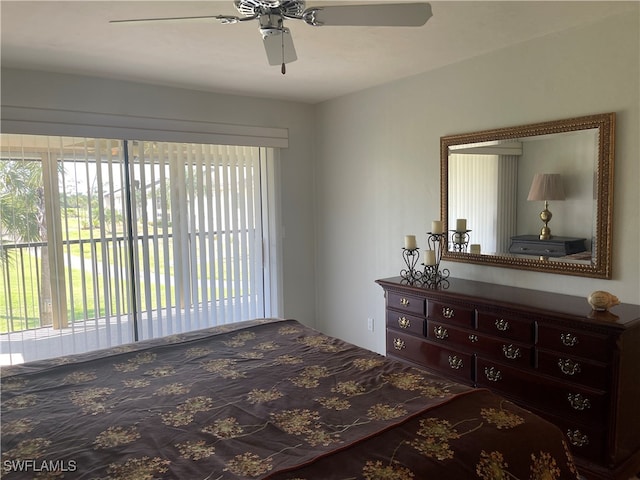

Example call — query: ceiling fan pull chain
[281,28,286,75]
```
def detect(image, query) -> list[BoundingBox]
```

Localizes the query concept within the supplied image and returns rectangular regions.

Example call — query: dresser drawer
[426,320,533,368]
[427,301,474,327]
[387,291,425,316]
[476,358,608,426]
[426,320,476,348]
[537,324,610,363]
[386,311,425,336]
[476,311,534,342]
[540,413,606,464]
[563,423,606,464]
[386,330,428,366]
[421,341,474,384]
[386,330,473,383]
[537,349,609,390]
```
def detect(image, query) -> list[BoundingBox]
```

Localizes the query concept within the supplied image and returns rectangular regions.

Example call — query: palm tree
[0,159,53,326]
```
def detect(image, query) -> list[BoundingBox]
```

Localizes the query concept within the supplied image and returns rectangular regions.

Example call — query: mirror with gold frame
[440,112,615,278]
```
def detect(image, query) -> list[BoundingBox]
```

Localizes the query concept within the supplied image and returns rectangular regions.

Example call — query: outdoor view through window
[0,134,269,365]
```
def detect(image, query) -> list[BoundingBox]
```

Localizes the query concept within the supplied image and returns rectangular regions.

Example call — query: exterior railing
[1,230,246,334]
[2,240,46,333]
[1,237,128,333]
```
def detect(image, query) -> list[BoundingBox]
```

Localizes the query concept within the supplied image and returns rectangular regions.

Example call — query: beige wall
[314,11,640,352]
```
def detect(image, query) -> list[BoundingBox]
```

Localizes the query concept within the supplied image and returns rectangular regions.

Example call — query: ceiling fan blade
[109,15,244,24]
[263,29,297,66]
[302,2,432,27]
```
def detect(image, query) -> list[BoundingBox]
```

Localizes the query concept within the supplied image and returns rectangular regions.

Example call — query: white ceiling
[1,1,636,104]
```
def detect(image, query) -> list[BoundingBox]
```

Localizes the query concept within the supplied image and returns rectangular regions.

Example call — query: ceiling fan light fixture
[259,13,285,38]
[263,27,297,65]
[260,27,282,38]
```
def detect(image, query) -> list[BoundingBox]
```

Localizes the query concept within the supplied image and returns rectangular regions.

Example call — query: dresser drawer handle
[567,393,591,411]
[441,307,455,319]
[484,366,502,382]
[448,355,463,370]
[468,334,478,343]
[502,344,522,360]
[400,297,410,307]
[558,358,581,376]
[494,318,510,331]
[566,429,589,447]
[393,338,406,351]
[561,333,579,347]
[434,325,448,340]
[398,316,411,329]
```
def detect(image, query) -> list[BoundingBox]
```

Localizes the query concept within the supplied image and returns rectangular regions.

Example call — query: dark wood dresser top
[376,277,640,329]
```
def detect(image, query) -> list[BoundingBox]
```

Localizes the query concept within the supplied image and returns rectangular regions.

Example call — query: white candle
[431,220,443,234]
[404,235,417,250]
[470,244,481,254]
[456,218,467,231]
[424,249,436,265]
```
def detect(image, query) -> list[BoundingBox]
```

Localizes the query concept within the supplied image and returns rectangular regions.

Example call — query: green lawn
[0,212,240,334]
[1,249,158,333]
[0,236,228,334]
[0,248,41,331]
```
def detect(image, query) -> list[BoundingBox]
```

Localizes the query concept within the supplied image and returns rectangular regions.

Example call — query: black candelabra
[420,232,450,288]
[400,247,422,285]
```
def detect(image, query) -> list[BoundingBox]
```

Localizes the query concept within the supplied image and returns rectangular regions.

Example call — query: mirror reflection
[448,129,597,261]
[440,113,615,278]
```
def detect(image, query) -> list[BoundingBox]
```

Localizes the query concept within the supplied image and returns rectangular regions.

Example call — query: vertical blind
[0,134,270,365]
[449,153,518,254]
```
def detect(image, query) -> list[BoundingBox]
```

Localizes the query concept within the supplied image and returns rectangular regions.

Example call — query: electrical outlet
[367,317,374,332]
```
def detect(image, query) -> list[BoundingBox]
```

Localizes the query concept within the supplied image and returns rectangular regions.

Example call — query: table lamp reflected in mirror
[527,173,565,240]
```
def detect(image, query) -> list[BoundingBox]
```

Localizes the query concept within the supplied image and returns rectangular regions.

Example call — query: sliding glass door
[0,134,271,364]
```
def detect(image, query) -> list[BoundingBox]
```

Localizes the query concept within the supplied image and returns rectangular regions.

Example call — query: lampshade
[527,173,566,201]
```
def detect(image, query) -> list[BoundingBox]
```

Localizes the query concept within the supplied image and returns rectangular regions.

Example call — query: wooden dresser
[376,277,640,480]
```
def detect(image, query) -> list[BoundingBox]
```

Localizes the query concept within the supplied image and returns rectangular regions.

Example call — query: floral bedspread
[1,318,579,479]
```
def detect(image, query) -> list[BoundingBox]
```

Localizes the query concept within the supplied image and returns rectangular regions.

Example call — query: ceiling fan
[110,1,432,74]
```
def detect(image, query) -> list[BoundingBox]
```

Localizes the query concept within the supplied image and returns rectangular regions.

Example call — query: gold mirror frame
[440,112,615,278]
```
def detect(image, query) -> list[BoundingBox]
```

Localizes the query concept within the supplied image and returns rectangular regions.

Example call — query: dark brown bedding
[1,318,579,479]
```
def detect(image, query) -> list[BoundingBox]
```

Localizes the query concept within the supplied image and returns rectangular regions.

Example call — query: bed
[1,318,579,479]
